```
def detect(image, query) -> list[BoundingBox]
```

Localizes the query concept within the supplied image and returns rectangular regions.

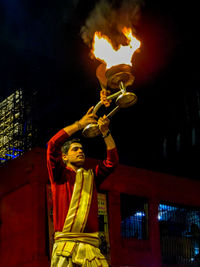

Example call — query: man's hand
[98,115,110,136]
[78,106,97,129]
[63,107,97,136]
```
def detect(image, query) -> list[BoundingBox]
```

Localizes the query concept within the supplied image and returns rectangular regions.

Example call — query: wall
[0,148,50,267]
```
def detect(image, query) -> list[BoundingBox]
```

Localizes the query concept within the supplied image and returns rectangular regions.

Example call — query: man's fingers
[88,113,98,119]
[86,106,94,115]
[88,119,97,125]
[99,115,108,121]
[103,115,109,123]
[86,107,98,119]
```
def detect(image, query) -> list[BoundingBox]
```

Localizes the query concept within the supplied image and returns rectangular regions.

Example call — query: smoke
[80,0,143,51]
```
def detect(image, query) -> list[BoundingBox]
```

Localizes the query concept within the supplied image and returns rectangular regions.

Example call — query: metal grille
[0,89,37,164]
[121,194,148,239]
[159,203,200,266]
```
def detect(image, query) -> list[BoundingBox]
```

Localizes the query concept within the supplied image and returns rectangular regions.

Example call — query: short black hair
[61,138,82,155]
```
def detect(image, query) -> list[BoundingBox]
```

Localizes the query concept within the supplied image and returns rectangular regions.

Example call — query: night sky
[0,0,200,180]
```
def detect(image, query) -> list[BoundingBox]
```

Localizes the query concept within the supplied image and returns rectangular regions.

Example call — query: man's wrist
[74,120,82,131]
[102,129,111,138]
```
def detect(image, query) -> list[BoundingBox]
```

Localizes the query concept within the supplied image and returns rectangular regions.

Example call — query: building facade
[0,148,200,267]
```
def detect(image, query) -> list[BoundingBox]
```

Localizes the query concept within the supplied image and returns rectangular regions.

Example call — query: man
[47,106,119,267]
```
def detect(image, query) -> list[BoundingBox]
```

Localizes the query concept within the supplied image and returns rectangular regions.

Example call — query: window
[159,203,200,265]
[120,194,148,239]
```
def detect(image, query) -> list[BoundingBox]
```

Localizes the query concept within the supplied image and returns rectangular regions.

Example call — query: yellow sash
[62,168,94,233]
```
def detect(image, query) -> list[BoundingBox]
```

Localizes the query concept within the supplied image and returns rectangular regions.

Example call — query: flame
[92,27,141,69]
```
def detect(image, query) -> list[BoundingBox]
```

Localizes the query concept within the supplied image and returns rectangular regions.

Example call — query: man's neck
[66,162,80,172]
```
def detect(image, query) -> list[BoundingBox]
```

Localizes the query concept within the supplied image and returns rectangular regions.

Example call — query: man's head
[61,138,85,169]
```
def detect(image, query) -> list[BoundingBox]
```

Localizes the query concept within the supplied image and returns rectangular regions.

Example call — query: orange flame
[92,27,141,69]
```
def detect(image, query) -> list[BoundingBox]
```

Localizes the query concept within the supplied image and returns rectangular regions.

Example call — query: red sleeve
[47,129,69,184]
[94,147,119,187]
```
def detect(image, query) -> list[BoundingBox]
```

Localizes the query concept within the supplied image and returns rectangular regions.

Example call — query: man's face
[62,142,85,167]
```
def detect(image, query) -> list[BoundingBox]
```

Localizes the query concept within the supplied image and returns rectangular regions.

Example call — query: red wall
[0,148,50,267]
[1,148,200,267]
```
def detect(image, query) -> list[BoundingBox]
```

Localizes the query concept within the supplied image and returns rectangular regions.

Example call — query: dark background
[0,0,199,179]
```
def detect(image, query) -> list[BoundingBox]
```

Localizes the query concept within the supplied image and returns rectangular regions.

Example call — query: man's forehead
[70,143,83,149]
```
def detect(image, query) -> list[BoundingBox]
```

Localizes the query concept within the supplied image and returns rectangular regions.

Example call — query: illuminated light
[135,211,145,217]
[158,204,179,221]
[9,148,23,152]
[194,247,199,256]
[91,27,141,69]
[5,154,19,158]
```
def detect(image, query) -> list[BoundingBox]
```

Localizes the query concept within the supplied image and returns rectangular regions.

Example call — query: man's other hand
[98,115,110,135]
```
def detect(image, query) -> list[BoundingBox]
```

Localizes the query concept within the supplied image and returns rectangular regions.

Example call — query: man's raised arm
[94,115,119,185]
[47,106,97,183]
[98,114,117,150]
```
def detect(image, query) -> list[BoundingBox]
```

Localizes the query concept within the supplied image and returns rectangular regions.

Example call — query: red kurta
[47,129,119,232]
